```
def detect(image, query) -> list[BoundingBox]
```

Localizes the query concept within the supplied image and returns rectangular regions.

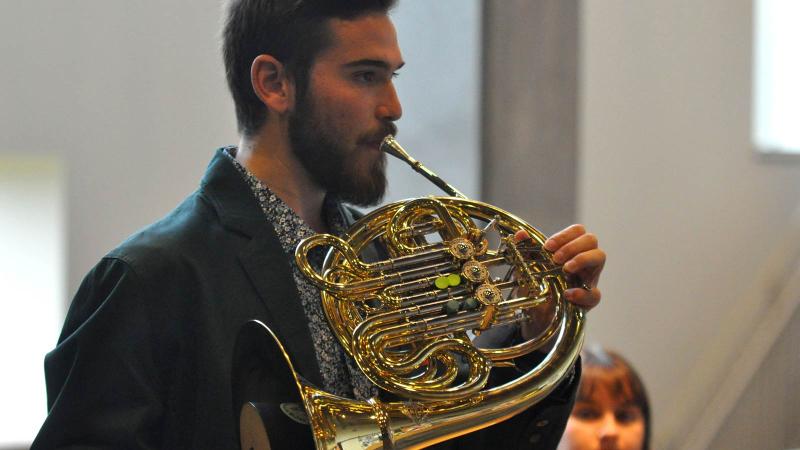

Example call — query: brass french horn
[237,136,585,449]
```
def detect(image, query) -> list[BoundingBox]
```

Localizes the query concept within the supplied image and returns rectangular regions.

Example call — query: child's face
[558,384,645,450]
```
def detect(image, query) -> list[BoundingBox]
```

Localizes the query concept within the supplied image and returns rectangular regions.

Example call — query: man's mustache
[361,122,398,144]
[384,122,398,138]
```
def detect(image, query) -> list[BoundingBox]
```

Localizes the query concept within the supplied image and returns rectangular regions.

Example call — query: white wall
[708,306,800,450]
[581,0,800,448]
[389,2,481,203]
[0,1,238,298]
[0,158,64,446]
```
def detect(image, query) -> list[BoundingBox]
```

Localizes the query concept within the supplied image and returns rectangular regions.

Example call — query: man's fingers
[564,286,602,310]
[511,227,604,310]
[544,224,586,252]
[534,224,604,311]
[552,232,598,264]
[562,248,606,277]
[513,229,531,242]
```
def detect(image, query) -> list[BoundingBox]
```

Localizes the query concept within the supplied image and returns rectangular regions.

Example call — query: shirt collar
[223,147,346,255]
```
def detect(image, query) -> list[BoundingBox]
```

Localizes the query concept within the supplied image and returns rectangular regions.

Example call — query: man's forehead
[322,13,404,69]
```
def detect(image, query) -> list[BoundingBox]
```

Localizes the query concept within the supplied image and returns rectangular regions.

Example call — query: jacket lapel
[236,232,324,387]
[199,149,323,387]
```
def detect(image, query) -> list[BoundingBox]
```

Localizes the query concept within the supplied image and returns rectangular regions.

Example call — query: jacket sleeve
[31,257,174,450]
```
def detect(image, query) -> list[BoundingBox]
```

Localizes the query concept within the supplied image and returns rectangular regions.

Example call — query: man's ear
[251,54,295,114]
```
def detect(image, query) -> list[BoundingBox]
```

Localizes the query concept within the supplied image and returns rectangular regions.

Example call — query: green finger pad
[447,273,461,286]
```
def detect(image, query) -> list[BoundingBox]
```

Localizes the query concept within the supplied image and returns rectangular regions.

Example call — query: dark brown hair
[578,346,651,450]
[222,0,398,137]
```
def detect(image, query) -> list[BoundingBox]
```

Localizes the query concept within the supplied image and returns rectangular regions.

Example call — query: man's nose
[376,82,402,122]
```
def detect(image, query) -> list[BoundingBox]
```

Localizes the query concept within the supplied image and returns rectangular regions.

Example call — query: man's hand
[513,224,604,340]
[540,224,605,310]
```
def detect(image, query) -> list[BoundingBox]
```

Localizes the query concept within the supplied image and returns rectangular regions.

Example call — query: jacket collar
[199,148,266,237]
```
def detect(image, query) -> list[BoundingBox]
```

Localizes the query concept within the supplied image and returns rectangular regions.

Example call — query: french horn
[237,136,586,449]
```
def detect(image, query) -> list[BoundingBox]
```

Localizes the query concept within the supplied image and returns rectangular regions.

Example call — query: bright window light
[0,156,64,447]
[753,0,800,154]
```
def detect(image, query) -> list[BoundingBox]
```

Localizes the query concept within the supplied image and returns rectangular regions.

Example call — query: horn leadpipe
[381,135,468,199]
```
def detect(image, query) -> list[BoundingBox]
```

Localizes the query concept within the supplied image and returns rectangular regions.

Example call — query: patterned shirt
[224,148,377,400]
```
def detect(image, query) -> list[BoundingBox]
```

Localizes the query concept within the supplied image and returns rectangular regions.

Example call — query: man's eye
[354,71,377,83]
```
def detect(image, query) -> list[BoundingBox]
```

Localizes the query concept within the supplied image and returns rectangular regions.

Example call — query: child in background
[557,346,651,450]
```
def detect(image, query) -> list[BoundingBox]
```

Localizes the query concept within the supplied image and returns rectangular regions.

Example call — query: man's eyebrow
[343,59,405,71]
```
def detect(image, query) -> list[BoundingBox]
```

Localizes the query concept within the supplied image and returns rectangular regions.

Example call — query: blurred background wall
[1,0,798,449]
[487,0,800,448]
[580,1,800,448]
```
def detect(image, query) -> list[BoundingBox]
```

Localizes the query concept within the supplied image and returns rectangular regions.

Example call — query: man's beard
[288,96,395,208]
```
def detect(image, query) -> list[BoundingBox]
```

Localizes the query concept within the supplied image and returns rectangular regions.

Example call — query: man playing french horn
[32,1,606,449]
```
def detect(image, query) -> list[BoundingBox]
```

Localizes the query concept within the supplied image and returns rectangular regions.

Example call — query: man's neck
[235,126,328,233]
